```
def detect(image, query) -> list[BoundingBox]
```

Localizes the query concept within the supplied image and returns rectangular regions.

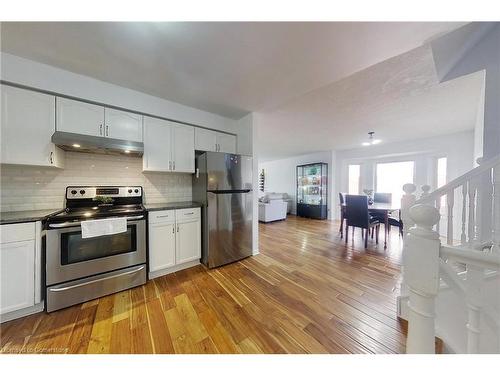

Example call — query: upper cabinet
[104,108,143,142]
[1,85,64,168]
[56,97,104,137]
[143,116,194,173]
[217,132,237,153]
[194,127,236,153]
[56,98,143,142]
[195,128,217,152]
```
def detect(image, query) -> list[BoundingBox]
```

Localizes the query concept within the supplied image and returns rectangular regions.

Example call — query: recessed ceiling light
[362,142,370,146]
[73,143,81,148]
[372,139,382,145]
[124,150,131,154]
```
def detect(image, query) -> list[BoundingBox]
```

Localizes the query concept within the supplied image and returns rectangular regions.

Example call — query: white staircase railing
[400,154,500,353]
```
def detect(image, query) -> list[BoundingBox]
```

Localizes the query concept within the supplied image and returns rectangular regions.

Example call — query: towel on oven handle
[80,217,127,238]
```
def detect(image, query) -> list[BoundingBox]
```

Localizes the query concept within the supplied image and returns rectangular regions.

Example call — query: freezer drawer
[206,191,252,268]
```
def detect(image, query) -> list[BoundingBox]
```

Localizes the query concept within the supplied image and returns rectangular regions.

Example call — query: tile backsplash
[0,151,192,212]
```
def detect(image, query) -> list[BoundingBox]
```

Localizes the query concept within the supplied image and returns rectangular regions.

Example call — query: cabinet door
[104,108,143,142]
[0,240,35,314]
[194,128,217,152]
[149,222,176,272]
[217,133,237,153]
[172,124,195,173]
[176,219,201,264]
[143,116,172,172]
[1,85,63,167]
[56,97,104,137]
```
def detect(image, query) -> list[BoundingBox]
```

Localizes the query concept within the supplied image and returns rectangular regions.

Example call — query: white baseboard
[0,302,44,323]
[252,248,260,255]
[148,260,200,280]
[397,294,409,320]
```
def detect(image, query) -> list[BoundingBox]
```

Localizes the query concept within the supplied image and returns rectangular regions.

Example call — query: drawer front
[175,207,200,222]
[0,222,36,243]
[148,210,175,224]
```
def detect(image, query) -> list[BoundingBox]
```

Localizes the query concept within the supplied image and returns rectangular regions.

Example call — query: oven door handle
[48,215,144,228]
[48,265,146,292]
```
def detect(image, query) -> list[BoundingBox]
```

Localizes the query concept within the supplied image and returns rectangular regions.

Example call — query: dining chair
[372,192,402,236]
[339,192,346,238]
[373,192,392,203]
[345,195,380,248]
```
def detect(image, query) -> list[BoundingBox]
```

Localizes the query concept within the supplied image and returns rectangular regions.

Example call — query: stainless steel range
[44,186,147,312]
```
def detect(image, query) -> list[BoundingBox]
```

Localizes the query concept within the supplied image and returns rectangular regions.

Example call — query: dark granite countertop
[0,208,63,225]
[144,201,202,212]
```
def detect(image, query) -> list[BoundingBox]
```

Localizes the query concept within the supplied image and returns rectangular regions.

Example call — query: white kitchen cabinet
[143,116,173,172]
[176,220,201,265]
[57,97,143,143]
[149,222,176,272]
[56,97,104,137]
[0,221,42,322]
[195,128,217,152]
[194,127,236,153]
[143,116,194,173]
[1,85,64,168]
[172,124,195,173]
[148,208,201,279]
[104,108,143,142]
[217,133,237,153]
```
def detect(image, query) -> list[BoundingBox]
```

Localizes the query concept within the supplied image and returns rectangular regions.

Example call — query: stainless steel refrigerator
[193,152,253,268]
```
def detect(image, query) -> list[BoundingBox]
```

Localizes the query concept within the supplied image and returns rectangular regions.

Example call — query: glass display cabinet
[296,162,328,219]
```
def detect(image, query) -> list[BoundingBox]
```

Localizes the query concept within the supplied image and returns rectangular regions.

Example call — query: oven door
[46,216,146,286]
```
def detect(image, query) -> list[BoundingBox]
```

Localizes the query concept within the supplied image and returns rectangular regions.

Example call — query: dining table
[341,202,401,249]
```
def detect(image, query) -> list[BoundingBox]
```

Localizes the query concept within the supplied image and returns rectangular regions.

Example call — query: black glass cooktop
[46,204,145,223]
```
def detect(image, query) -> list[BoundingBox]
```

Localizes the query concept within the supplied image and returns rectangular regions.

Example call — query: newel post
[403,204,441,354]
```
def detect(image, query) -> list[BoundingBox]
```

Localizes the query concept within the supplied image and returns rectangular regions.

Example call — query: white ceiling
[257,44,485,160]
[1,22,480,161]
[0,22,463,119]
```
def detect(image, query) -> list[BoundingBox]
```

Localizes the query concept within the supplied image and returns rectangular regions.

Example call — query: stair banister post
[420,184,431,199]
[401,183,417,236]
[492,164,500,253]
[403,204,441,354]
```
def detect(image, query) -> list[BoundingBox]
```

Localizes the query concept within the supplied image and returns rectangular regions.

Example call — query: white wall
[0,152,192,212]
[432,24,500,159]
[334,130,474,219]
[258,150,335,218]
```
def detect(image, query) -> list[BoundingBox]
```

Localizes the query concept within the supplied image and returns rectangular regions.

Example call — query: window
[376,161,414,204]
[437,157,447,208]
[437,157,447,188]
[348,164,361,194]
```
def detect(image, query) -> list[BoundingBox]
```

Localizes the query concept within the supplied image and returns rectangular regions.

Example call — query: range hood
[52,131,144,156]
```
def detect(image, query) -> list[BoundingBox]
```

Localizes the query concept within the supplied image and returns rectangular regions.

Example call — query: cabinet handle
[173,161,175,170]
[169,161,172,170]
[156,214,170,218]
[99,124,103,136]
[177,224,179,232]
[49,151,53,164]
[172,226,175,234]
[106,125,109,137]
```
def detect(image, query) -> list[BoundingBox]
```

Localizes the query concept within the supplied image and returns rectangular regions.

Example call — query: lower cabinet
[148,207,201,279]
[0,222,43,322]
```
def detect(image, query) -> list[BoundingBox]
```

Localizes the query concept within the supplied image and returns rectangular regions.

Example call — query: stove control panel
[66,186,143,199]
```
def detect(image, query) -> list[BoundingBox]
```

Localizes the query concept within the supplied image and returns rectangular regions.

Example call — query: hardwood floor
[0,215,406,354]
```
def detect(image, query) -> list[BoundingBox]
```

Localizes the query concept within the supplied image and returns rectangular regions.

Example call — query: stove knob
[128,189,133,193]
[80,189,85,195]
[134,189,139,193]
[71,190,77,195]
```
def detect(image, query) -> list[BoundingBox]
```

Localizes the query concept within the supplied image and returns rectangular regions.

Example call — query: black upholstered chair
[372,192,403,236]
[339,192,346,238]
[345,195,380,248]
[373,192,392,203]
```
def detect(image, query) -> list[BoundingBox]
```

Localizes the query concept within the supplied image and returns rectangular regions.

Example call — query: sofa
[258,193,289,223]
